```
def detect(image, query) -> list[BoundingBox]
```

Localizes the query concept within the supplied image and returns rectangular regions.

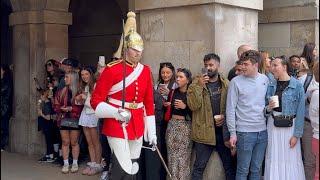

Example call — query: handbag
[164,90,174,122]
[272,114,295,127]
[60,118,79,128]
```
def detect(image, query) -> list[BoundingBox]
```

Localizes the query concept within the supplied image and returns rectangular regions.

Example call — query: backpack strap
[304,72,313,93]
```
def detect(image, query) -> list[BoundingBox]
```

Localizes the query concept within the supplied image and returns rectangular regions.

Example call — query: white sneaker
[61,165,69,174]
[70,164,79,173]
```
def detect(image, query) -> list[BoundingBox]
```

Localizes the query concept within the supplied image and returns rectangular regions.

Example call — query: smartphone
[201,67,208,76]
[159,83,166,89]
[34,77,43,91]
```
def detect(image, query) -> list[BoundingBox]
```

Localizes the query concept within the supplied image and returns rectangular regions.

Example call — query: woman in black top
[166,68,192,180]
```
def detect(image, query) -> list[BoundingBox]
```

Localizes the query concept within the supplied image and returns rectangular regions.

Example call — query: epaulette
[107,60,122,67]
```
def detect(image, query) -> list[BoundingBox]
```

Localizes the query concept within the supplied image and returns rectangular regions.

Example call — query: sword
[120,18,129,149]
[142,145,172,179]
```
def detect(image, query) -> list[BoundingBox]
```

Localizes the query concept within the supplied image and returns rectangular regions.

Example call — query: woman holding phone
[156,62,178,101]
[166,68,193,180]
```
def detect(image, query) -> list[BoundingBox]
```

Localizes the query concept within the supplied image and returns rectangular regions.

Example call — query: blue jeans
[236,130,267,180]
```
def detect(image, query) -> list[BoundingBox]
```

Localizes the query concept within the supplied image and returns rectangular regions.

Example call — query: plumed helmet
[125,28,143,52]
[113,11,143,58]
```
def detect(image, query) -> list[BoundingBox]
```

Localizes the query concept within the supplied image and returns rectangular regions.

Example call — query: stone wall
[136,1,262,179]
[138,1,261,80]
[258,0,319,57]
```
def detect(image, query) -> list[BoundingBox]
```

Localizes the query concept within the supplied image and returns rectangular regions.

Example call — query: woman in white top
[78,66,102,175]
[309,61,319,180]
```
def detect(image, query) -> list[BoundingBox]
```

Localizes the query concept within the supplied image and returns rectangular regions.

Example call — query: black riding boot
[109,154,138,180]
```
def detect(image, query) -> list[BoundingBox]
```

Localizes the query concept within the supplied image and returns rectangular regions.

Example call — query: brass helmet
[113,11,143,58]
[125,28,144,52]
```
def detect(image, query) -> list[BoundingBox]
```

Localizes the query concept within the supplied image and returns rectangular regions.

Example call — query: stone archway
[8,0,132,155]
[68,0,128,65]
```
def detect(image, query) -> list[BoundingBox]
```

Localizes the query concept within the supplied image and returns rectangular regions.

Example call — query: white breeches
[107,136,143,175]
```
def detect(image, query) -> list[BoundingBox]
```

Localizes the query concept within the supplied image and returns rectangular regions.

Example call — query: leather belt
[108,98,144,109]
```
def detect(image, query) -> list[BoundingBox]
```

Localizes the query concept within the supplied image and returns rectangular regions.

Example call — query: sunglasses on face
[46,63,53,67]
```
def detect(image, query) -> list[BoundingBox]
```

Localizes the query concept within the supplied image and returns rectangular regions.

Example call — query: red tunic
[90,60,155,140]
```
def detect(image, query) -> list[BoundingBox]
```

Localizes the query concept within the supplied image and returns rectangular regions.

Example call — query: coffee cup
[270,95,279,108]
[214,115,222,121]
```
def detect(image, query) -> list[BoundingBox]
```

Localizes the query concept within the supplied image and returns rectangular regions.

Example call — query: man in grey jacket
[226,50,269,180]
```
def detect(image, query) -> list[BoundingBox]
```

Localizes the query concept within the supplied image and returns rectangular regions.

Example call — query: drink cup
[270,95,279,108]
[214,115,222,121]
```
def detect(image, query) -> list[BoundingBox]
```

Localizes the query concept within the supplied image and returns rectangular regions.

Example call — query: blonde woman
[53,71,83,173]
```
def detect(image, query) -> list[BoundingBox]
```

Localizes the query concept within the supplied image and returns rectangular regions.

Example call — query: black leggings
[42,120,54,155]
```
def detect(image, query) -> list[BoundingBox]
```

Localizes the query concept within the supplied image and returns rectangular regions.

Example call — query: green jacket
[187,74,228,145]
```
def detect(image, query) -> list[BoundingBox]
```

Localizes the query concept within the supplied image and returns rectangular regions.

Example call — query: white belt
[108,98,144,109]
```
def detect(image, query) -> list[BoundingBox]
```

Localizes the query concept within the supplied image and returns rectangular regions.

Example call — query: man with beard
[288,55,301,78]
[90,12,157,180]
[188,53,236,180]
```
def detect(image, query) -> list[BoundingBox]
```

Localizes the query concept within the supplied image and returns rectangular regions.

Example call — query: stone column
[9,0,71,155]
[259,0,319,57]
[135,1,262,179]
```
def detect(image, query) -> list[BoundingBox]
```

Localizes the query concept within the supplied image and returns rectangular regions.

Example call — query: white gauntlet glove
[115,108,131,124]
[144,116,157,145]
[95,102,131,123]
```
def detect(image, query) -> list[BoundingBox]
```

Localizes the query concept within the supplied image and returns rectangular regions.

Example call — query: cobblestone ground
[1,151,99,180]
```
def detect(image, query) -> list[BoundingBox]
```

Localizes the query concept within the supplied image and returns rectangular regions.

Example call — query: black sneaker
[38,156,55,163]
[46,157,55,163]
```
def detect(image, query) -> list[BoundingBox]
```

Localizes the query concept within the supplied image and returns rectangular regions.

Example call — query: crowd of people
[0,13,318,180]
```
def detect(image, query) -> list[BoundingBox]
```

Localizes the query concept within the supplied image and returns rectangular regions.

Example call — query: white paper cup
[214,115,222,121]
[270,95,279,108]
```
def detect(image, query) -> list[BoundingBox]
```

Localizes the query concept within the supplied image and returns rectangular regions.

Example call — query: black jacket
[153,89,165,126]
[1,79,12,117]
